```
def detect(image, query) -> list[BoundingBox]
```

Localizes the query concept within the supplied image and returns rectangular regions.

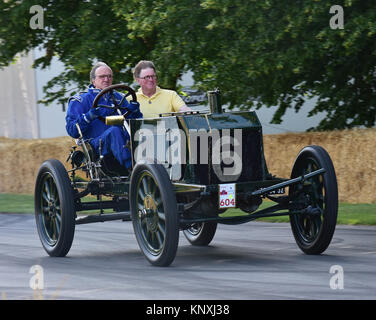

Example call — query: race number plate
[219,184,236,208]
[267,187,285,195]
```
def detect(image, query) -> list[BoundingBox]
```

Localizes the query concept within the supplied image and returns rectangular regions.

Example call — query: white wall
[0,52,39,139]
[34,48,68,138]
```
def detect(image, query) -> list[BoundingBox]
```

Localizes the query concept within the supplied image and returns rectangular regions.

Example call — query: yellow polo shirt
[135,86,186,118]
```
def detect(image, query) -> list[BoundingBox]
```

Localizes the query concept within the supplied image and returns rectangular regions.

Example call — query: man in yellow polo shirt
[133,60,191,118]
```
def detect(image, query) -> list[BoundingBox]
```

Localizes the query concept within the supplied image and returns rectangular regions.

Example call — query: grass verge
[1,193,375,225]
[223,201,376,225]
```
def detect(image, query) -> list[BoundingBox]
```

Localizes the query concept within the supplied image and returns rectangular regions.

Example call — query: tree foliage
[0,0,375,130]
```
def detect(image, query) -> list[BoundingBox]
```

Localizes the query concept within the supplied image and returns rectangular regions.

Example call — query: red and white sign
[219,184,236,208]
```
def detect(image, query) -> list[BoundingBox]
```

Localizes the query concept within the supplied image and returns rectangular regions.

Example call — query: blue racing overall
[65,85,142,168]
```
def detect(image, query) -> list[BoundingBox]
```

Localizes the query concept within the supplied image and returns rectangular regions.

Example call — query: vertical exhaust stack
[208,89,222,114]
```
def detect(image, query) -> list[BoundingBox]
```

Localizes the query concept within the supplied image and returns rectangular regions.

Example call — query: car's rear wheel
[183,222,217,246]
[34,159,75,257]
[289,146,338,255]
[130,162,179,266]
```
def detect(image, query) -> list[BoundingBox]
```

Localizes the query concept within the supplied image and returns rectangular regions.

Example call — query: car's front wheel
[130,162,179,267]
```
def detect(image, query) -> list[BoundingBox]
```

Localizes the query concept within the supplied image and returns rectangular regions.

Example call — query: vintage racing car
[34,84,338,267]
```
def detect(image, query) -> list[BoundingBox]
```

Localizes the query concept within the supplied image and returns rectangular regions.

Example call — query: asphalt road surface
[1,213,375,300]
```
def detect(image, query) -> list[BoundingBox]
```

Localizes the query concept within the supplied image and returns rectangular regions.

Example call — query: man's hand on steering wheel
[126,101,140,113]
[85,107,101,122]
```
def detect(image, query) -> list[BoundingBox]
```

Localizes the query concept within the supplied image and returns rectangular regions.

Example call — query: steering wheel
[91,83,137,119]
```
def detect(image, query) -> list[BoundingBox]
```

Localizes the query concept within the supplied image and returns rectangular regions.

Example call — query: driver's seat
[74,124,130,177]
[100,154,130,177]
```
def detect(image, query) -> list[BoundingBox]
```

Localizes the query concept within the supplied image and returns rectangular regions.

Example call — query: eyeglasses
[97,74,113,79]
[140,75,157,80]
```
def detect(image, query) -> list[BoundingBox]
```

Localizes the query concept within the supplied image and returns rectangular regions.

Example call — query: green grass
[335,203,376,225]
[223,201,376,225]
[0,193,110,215]
[1,193,375,225]
[0,193,35,213]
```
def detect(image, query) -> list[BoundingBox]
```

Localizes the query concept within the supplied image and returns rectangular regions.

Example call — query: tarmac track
[0,213,375,300]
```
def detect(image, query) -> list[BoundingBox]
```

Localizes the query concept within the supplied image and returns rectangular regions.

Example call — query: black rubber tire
[130,162,179,267]
[289,145,338,255]
[183,222,217,246]
[34,159,76,257]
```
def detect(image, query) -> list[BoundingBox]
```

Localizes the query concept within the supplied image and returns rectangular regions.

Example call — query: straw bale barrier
[0,128,375,203]
[263,128,376,203]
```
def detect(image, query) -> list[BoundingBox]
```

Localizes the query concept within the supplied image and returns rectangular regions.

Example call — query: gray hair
[133,60,156,79]
[90,62,111,82]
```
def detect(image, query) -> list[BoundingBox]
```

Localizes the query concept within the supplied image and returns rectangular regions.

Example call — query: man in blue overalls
[65,62,142,169]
